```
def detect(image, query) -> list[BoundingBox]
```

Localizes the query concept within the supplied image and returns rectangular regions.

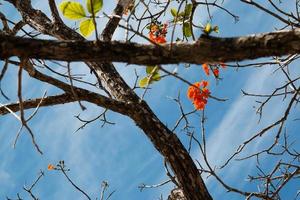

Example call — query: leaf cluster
[59,0,103,37]
[139,66,161,88]
[171,4,193,38]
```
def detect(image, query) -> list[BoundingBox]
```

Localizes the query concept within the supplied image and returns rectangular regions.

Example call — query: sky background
[0,0,299,200]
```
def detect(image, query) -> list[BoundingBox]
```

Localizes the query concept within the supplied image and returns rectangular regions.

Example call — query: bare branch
[17,59,43,154]
[57,161,91,200]
[23,171,44,200]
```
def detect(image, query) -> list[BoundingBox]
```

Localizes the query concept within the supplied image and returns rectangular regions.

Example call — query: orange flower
[47,164,55,170]
[149,23,167,44]
[202,87,210,98]
[202,63,210,76]
[187,82,199,99]
[213,68,219,77]
[194,100,205,110]
[202,63,226,77]
[200,80,209,88]
[155,36,167,44]
[187,80,210,110]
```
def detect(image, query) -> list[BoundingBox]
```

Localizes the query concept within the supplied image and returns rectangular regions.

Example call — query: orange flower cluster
[149,23,167,44]
[202,63,226,77]
[187,81,210,110]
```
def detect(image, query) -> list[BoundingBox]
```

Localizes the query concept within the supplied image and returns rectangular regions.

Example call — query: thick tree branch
[1,29,300,64]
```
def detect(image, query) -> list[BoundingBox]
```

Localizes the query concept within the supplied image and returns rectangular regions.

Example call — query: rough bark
[1,28,300,64]
[168,188,187,200]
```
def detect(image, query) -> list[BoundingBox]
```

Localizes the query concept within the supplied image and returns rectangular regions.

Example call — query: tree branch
[101,0,134,41]
[0,92,132,117]
[1,29,300,64]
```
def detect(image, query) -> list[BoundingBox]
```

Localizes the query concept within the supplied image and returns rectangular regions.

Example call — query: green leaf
[151,72,161,81]
[183,22,192,37]
[87,0,103,14]
[139,77,150,88]
[79,19,95,37]
[146,65,158,74]
[140,65,161,88]
[184,4,193,17]
[139,72,161,88]
[178,11,185,17]
[59,1,86,20]
[171,8,177,17]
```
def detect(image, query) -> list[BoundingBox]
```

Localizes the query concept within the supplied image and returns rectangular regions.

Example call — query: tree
[0,0,299,199]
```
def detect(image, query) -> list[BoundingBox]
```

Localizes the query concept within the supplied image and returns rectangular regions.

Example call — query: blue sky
[0,0,299,200]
